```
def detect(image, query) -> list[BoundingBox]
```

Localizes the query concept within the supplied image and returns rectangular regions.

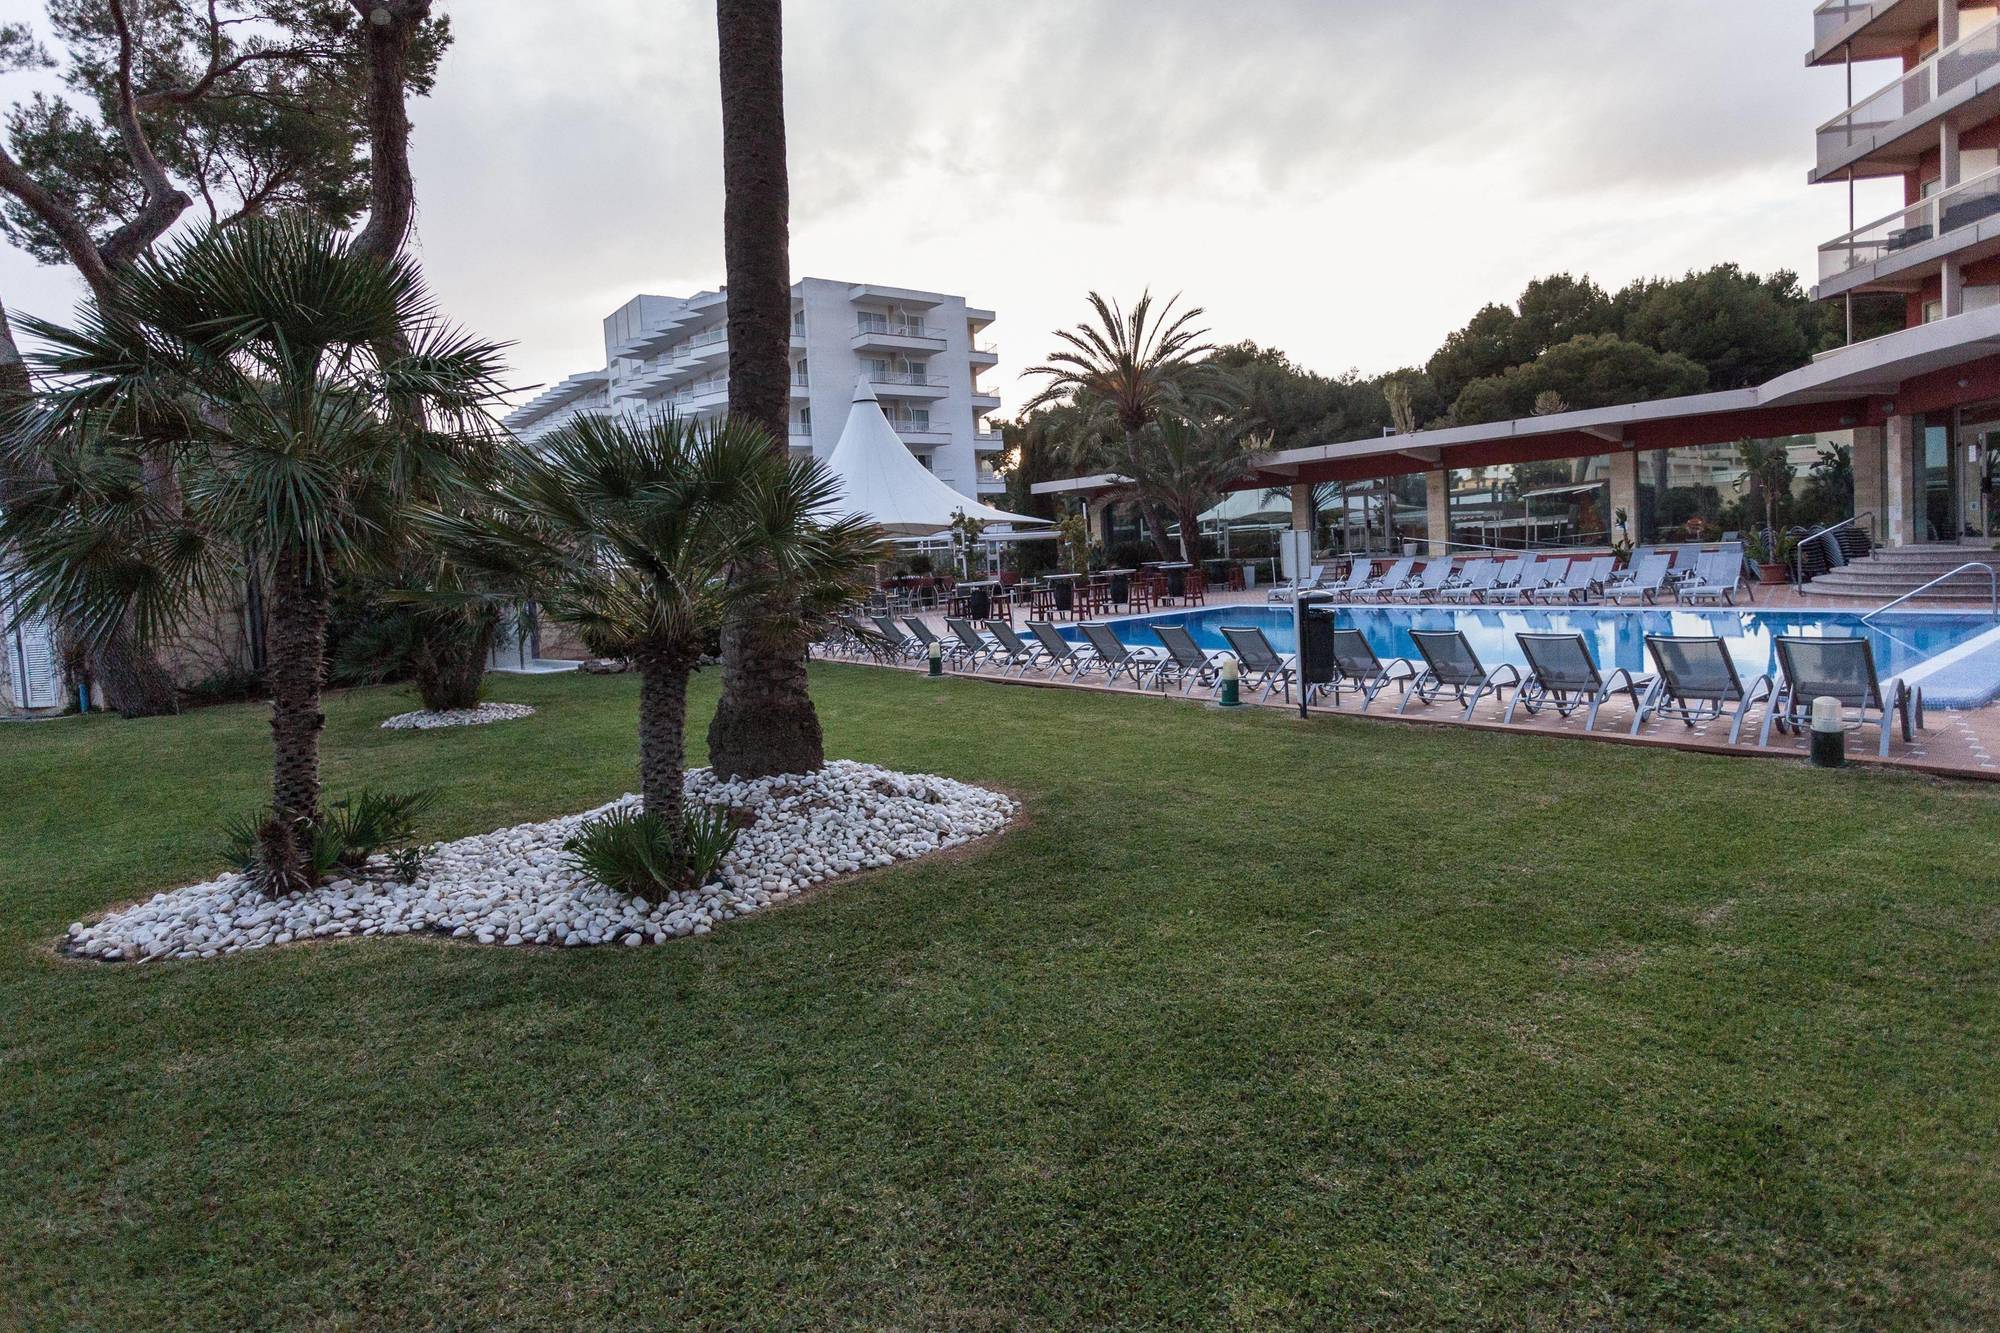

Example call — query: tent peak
[850,376,879,404]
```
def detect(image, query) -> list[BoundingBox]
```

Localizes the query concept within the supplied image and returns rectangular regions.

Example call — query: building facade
[503,278,1005,504]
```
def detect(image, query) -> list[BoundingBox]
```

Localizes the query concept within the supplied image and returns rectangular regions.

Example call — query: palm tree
[1024,291,1223,557]
[706,0,825,781]
[1110,416,1252,562]
[0,218,506,891]
[423,413,879,825]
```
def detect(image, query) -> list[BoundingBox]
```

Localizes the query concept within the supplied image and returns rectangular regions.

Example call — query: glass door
[1917,412,1960,541]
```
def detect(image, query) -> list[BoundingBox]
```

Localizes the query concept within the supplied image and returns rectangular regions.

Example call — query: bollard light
[1808,694,1845,768]
[928,638,943,677]
[1217,654,1242,707]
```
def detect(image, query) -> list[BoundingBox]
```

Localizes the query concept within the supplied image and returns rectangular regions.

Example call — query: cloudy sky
[1,0,1908,411]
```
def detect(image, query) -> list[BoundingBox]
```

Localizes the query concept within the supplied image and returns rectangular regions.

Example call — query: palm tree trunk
[1177,503,1204,563]
[262,546,329,892]
[0,294,179,718]
[708,0,823,779]
[413,612,495,711]
[636,651,692,825]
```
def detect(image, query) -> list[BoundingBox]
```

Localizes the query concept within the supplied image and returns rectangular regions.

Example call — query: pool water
[1064,605,1996,683]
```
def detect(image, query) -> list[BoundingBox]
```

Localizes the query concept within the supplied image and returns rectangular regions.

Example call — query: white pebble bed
[379,702,536,730]
[62,761,1016,963]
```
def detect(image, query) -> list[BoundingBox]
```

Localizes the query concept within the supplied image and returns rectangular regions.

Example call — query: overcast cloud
[0,0,1907,409]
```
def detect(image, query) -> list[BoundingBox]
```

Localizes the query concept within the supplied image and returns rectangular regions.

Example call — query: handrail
[1795,511,1875,584]
[1860,562,1999,622]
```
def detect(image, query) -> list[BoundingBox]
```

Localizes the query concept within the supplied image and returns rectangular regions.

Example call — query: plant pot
[1756,562,1788,586]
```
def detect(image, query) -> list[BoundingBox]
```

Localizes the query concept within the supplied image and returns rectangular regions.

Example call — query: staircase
[1801,544,2000,603]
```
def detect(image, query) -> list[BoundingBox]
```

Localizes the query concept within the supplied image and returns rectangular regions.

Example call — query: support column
[1607,449,1640,549]
[1424,468,1449,555]
[1885,415,1918,547]
[1850,425,1887,544]
[1289,482,1313,532]
[1942,119,1964,319]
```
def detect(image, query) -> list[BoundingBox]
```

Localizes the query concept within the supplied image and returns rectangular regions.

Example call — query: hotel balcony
[687,326,729,362]
[975,469,1005,494]
[970,389,1001,411]
[973,430,1004,452]
[1810,0,1940,65]
[668,375,730,410]
[870,370,950,399]
[890,420,951,447]
[968,343,998,369]
[1813,17,2000,180]
[852,315,946,354]
[1818,162,2000,295]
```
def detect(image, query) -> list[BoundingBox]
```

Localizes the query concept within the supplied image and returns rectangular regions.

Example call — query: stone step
[1801,583,1994,602]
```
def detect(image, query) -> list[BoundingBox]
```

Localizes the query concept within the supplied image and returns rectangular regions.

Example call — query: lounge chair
[1759,635,1923,758]
[1399,629,1523,720]
[1076,622,1164,687]
[1320,560,1379,600]
[1504,632,1653,731]
[1025,619,1090,676]
[1478,557,1531,603]
[1485,556,1556,604]
[1149,623,1229,695]
[903,616,947,658]
[1218,624,1297,701]
[1634,634,1775,743]
[871,614,925,660]
[1321,627,1418,709]
[844,614,900,663]
[1436,559,1498,602]
[1675,550,1751,606]
[1389,559,1457,603]
[1353,557,1415,603]
[1527,558,1598,604]
[1265,563,1323,604]
[944,617,1002,669]
[1602,553,1670,604]
[984,620,1047,674]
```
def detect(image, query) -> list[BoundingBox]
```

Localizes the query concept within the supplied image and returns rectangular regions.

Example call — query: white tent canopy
[821,378,1047,536]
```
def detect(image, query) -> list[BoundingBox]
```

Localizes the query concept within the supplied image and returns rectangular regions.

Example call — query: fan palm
[1110,416,1253,562]
[0,217,507,892]
[421,412,880,827]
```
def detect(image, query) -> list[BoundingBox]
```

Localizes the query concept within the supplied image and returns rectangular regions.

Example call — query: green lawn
[3,665,1997,1329]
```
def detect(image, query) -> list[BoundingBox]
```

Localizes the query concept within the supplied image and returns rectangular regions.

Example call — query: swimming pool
[1062,604,1999,685]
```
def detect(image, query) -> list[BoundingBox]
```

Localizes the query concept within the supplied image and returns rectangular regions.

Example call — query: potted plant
[1611,506,1633,564]
[1747,531,1790,586]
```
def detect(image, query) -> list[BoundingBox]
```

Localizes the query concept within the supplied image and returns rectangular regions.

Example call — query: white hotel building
[502,278,1005,503]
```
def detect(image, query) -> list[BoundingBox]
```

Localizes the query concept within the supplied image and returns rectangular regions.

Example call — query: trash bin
[1053,582,1073,613]
[1109,573,1129,605]
[968,587,991,621]
[1166,567,1187,597]
[1298,598,1339,693]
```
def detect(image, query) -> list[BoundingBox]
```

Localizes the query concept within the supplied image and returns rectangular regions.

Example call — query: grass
[2,664,1997,1329]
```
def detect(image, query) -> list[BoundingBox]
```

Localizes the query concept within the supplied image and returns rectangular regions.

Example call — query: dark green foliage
[1450,333,1711,426]
[179,664,265,708]
[561,804,739,902]
[221,787,435,889]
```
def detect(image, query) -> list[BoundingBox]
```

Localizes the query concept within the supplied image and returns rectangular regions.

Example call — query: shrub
[181,664,265,708]
[222,787,437,890]
[562,804,740,902]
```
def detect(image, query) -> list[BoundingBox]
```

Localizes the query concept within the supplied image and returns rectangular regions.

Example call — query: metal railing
[1817,17,2000,174]
[1794,511,1874,584]
[855,317,939,340]
[1861,562,1999,622]
[1820,164,2000,281]
[870,371,946,387]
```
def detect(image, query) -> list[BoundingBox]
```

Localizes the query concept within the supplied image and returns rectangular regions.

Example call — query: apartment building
[503,278,1005,504]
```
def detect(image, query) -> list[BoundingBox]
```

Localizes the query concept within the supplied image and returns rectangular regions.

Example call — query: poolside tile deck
[850,585,2000,780]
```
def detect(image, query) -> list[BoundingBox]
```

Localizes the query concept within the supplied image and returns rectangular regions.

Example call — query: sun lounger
[984,620,1047,674]
[1436,559,1498,602]
[1218,624,1297,701]
[1352,557,1415,603]
[1389,559,1458,603]
[1760,635,1923,758]
[945,617,1002,669]
[1025,619,1091,676]
[871,614,925,660]
[1266,563,1324,604]
[844,614,900,663]
[1149,623,1229,695]
[1076,622,1164,687]
[1477,557,1532,603]
[1484,556,1556,604]
[1399,629,1523,720]
[1634,634,1775,743]
[1504,632,1652,731]
[1602,553,1670,604]
[1674,550,1752,606]
[903,616,946,658]
[1320,627,1418,709]
[1527,558,1598,604]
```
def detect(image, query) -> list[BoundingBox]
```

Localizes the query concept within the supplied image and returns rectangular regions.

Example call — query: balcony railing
[1820,162,2000,280]
[855,315,939,340]
[870,371,946,387]
[970,341,998,355]
[889,419,939,435]
[788,423,812,436]
[671,376,729,403]
[689,327,728,348]
[1814,0,1884,48]
[1817,18,2000,173]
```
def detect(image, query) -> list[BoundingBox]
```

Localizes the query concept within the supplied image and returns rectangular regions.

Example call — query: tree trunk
[1177,504,1204,563]
[636,651,693,826]
[350,0,433,264]
[1141,499,1177,561]
[413,612,494,711]
[708,0,824,779]
[262,547,330,893]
